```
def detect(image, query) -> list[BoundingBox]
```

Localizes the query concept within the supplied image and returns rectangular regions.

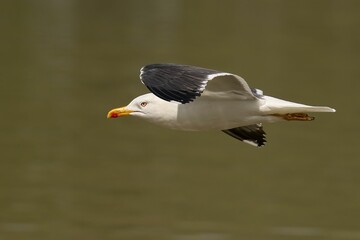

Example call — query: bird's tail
[262,96,336,114]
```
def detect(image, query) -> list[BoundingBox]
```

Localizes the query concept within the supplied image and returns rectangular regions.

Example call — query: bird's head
[107,93,173,120]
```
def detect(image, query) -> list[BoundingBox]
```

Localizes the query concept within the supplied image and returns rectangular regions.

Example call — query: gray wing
[222,124,266,147]
[140,63,258,104]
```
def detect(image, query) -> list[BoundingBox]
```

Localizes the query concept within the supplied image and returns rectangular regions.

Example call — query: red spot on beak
[109,112,119,118]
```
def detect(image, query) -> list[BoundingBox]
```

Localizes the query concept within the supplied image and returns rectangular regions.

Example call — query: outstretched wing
[140,63,257,104]
[222,124,266,147]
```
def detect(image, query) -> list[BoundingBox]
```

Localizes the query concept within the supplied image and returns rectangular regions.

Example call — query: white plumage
[108,64,335,147]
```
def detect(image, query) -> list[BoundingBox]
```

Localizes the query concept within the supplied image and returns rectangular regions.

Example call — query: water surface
[1,1,360,239]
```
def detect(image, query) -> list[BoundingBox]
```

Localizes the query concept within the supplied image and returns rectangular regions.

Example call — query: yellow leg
[272,113,315,121]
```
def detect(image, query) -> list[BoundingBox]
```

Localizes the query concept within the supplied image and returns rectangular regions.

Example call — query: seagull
[107,64,335,147]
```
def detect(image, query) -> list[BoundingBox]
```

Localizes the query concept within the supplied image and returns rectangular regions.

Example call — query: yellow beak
[107,107,133,118]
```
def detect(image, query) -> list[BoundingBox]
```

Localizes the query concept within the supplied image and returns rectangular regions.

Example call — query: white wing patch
[206,72,232,80]
[202,73,256,100]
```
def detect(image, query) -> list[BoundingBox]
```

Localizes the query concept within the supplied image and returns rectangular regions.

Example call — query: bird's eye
[140,102,148,107]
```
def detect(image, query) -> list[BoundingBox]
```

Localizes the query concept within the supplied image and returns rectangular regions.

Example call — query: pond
[1,1,359,239]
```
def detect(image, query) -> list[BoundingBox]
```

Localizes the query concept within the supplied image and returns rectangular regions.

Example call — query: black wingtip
[222,124,266,147]
[140,64,219,104]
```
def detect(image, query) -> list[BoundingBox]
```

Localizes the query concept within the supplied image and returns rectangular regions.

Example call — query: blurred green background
[1,1,359,239]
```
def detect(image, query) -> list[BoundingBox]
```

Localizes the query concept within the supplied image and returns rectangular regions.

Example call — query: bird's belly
[172,100,265,131]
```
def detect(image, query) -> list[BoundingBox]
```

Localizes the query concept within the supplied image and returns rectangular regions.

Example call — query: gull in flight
[107,64,335,147]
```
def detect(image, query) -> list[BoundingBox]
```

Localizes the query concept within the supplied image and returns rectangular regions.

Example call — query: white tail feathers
[302,106,336,113]
[262,96,336,114]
